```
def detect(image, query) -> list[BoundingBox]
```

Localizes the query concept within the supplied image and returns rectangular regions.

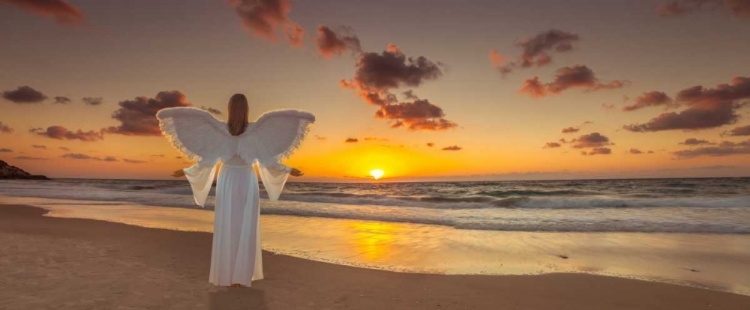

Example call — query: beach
[2,203,750,310]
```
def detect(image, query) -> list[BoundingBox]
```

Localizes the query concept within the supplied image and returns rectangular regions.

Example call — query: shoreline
[3,195,750,297]
[2,203,750,309]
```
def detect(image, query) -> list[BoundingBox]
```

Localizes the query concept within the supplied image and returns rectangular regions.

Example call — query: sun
[370,169,385,180]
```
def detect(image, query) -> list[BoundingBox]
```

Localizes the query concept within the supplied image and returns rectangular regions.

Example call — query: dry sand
[1,204,749,310]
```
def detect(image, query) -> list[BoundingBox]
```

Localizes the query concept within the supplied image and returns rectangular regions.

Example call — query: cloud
[231,0,304,47]
[349,45,442,91]
[629,148,644,154]
[390,117,458,131]
[623,102,738,132]
[31,145,47,149]
[402,90,419,100]
[59,147,70,151]
[673,139,750,158]
[82,97,104,106]
[13,156,47,160]
[624,77,749,132]
[491,29,580,75]
[442,145,462,151]
[489,50,505,67]
[30,126,104,141]
[151,154,165,158]
[426,142,434,147]
[2,86,47,103]
[656,0,701,16]
[200,106,222,115]
[61,153,119,162]
[61,153,95,159]
[623,91,676,112]
[363,137,388,141]
[520,65,628,98]
[679,138,714,145]
[562,126,580,134]
[1,0,85,26]
[675,76,750,107]
[519,77,546,97]
[123,159,146,164]
[0,148,12,153]
[582,147,612,156]
[54,96,71,104]
[723,125,750,136]
[105,91,192,136]
[375,99,457,130]
[345,138,358,143]
[601,103,616,110]
[656,0,750,19]
[316,26,361,58]
[571,132,612,148]
[0,121,13,133]
[341,44,456,130]
[544,142,562,148]
[314,135,327,140]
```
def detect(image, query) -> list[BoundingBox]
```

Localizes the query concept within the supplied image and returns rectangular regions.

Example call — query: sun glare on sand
[370,169,385,180]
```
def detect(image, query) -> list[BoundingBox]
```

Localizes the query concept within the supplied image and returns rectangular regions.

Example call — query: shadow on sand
[208,287,267,310]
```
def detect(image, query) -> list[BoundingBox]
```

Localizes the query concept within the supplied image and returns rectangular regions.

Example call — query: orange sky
[1,0,749,181]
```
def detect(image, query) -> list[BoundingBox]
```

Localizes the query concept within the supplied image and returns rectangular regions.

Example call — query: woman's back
[223,155,248,166]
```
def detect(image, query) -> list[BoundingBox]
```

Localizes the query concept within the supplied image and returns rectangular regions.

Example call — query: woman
[156,94,314,287]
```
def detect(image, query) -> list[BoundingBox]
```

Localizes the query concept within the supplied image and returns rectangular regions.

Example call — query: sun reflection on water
[349,222,399,261]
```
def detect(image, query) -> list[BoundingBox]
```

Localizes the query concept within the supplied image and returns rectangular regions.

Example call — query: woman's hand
[172,169,186,178]
[289,168,304,177]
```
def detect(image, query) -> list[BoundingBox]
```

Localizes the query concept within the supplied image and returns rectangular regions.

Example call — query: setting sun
[370,169,385,180]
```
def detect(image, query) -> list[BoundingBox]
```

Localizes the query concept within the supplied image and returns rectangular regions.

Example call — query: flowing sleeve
[258,162,291,201]
[183,163,218,207]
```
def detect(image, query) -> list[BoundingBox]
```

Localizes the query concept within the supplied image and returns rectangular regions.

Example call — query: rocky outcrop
[0,160,50,180]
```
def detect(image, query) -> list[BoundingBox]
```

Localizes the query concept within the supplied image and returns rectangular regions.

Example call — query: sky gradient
[1,0,750,181]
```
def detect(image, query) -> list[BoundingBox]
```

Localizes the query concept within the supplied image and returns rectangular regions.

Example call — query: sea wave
[275,192,750,210]
[476,189,593,197]
[258,200,750,234]
[2,178,750,234]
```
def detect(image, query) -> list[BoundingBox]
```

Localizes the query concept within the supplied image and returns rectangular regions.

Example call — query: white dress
[156,107,314,286]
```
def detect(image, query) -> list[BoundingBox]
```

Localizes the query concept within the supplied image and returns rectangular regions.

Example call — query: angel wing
[238,109,316,166]
[156,107,233,166]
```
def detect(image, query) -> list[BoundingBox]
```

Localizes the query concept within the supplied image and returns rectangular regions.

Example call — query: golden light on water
[350,222,398,261]
[370,169,385,180]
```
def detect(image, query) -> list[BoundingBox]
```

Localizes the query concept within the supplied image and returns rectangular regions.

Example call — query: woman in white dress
[156,94,314,287]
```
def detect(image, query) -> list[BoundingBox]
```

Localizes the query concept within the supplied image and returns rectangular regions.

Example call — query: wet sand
[2,204,750,310]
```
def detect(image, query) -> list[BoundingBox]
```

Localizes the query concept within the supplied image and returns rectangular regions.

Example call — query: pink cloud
[231,0,304,47]
[2,0,84,26]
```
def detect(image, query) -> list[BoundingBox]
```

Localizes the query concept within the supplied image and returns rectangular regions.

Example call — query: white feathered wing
[156,107,315,166]
[156,107,233,166]
[238,109,315,167]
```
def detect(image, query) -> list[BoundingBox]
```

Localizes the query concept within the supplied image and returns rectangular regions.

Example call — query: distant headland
[0,160,49,180]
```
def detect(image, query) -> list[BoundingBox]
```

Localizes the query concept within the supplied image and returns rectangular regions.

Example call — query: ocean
[1,177,749,234]
[2,177,750,295]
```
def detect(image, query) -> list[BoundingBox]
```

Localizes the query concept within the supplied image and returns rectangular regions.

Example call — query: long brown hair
[227,93,249,136]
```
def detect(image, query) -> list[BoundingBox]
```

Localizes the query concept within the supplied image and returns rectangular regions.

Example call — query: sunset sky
[1,0,750,181]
